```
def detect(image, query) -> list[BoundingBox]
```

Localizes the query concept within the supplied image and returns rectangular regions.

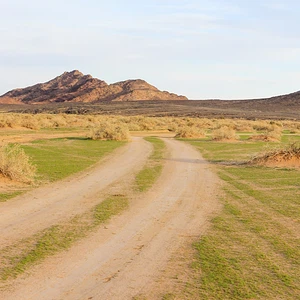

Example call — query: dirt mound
[250,143,300,168]
[0,71,188,104]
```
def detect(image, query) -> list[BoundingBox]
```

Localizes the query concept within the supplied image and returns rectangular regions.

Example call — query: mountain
[0,70,188,104]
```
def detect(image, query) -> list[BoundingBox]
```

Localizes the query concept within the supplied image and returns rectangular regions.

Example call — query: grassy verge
[135,137,166,192]
[22,138,125,182]
[179,135,300,299]
[0,195,128,281]
[0,191,23,202]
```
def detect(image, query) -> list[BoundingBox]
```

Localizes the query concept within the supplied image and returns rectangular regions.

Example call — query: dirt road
[0,137,152,249]
[1,138,219,299]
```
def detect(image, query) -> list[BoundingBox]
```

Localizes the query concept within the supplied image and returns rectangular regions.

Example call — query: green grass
[281,134,300,143]
[0,191,23,202]
[183,139,269,163]
[162,293,176,300]
[181,136,300,299]
[94,195,129,225]
[0,195,128,280]
[0,137,124,202]
[135,137,166,192]
[22,138,125,182]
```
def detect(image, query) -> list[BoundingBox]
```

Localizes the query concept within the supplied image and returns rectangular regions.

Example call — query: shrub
[211,126,238,141]
[0,114,20,128]
[233,120,254,132]
[250,143,300,168]
[50,115,68,128]
[0,144,36,183]
[266,128,282,141]
[249,127,282,142]
[253,121,273,132]
[20,116,40,130]
[175,126,206,139]
[89,124,130,141]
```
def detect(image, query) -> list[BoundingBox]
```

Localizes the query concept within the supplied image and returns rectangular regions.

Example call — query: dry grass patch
[249,134,278,142]
[211,126,238,141]
[175,126,206,139]
[89,124,130,141]
[0,113,299,136]
[0,144,36,183]
[20,115,40,130]
[249,125,282,142]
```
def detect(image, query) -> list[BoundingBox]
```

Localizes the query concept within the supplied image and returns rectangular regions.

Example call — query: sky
[1,0,300,99]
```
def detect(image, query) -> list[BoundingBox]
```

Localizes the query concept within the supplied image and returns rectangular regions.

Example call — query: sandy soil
[0,175,25,193]
[260,156,300,168]
[1,138,220,300]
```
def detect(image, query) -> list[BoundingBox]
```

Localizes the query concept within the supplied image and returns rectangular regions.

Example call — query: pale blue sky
[1,0,300,99]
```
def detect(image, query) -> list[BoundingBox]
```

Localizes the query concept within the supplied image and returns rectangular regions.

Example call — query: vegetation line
[135,137,166,192]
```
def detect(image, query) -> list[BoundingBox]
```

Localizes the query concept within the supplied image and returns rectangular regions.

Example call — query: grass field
[182,135,300,299]
[22,138,125,182]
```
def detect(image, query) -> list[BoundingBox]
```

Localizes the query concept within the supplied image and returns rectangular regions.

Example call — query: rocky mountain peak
[0,71,188,104]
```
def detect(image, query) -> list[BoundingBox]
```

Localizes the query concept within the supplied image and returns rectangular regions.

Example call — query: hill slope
[0,70,188,104]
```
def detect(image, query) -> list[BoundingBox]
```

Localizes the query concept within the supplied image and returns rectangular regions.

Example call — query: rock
[0,71,188,104]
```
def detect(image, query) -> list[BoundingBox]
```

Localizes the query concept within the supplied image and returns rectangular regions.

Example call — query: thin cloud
[0,1,300,99]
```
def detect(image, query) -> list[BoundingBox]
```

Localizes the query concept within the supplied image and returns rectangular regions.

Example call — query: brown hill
[0,70,188,104]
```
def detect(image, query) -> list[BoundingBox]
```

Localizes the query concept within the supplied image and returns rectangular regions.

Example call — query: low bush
[211,126,238,141]
[175,126,206,139]
[89,124,130,141]
[233,120,254,132]
[20,116,40,130]
[0,144,36,183]
[266,128,282,141]
[250,143,300,167]
[249,127,282,142]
